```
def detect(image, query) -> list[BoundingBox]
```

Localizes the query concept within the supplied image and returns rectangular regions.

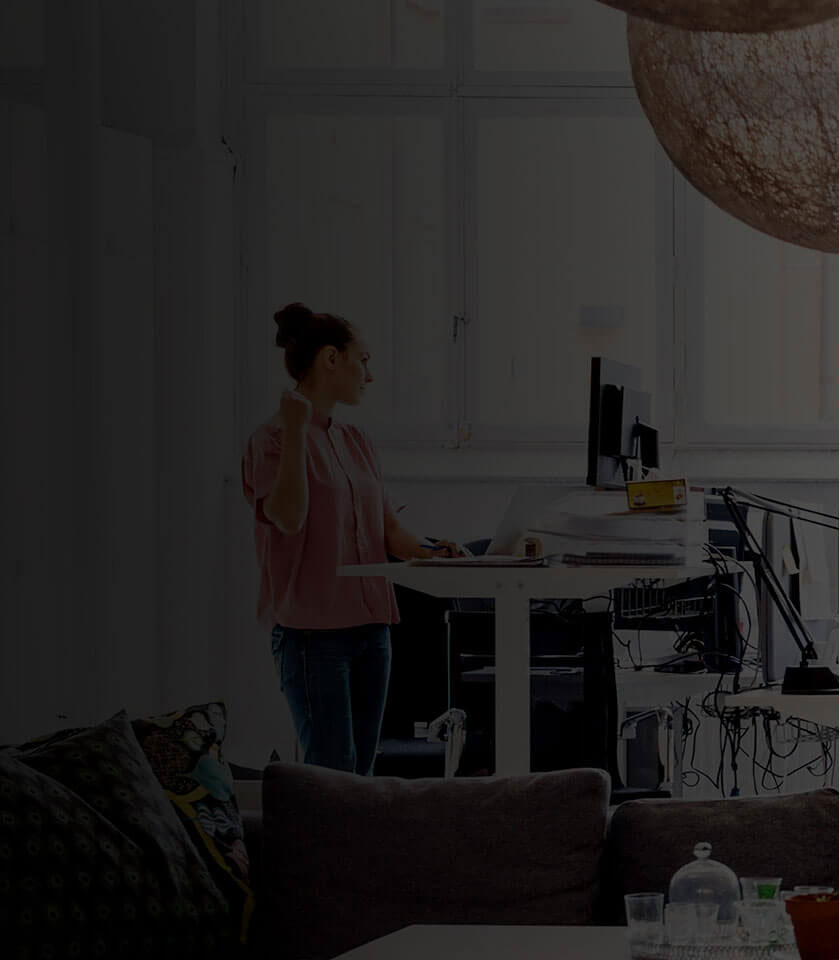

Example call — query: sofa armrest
[241,809,263,895]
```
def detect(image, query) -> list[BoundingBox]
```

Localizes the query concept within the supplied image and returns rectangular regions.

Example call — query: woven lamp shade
[628,17,839,252]
[597,0,839,32]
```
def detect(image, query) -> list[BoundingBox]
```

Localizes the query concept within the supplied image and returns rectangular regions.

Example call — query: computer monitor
[587,357,659,488]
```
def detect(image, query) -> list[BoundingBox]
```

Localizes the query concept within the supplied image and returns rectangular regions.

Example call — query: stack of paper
[527,491,706,567]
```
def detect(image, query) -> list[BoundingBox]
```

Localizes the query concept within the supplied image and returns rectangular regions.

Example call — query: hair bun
[274,302,314,348]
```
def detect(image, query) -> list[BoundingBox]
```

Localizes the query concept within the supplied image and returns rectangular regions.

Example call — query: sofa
[244,762,839,959]
[6,705,839,959]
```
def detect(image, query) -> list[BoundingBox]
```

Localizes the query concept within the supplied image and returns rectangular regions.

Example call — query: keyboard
[559,552,684,566]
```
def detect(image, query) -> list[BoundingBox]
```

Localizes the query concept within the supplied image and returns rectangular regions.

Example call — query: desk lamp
[711,487,839,694]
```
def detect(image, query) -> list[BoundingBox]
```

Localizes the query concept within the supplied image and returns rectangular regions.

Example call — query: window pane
[255,0,445,72]
[264,107,451,436]
[469,108,662,439]
[471,0,630,74]
[701,200,839,427]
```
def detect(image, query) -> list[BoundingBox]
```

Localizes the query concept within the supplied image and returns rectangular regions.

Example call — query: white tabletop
[338,561,714,599]
[333,924,631,960]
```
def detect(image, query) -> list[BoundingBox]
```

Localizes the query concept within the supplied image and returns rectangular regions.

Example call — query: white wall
[1,1,254,747]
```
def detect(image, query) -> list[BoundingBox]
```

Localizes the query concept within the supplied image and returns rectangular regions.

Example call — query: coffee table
[332,923,631,959]
[333,924,803,960]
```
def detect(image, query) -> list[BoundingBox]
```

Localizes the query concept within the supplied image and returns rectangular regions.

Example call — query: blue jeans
[271,623,391,776]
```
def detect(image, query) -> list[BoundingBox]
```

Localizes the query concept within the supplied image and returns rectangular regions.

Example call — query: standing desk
[339,561,717,776]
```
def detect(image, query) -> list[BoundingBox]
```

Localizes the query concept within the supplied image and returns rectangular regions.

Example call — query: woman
[242,302,461,775]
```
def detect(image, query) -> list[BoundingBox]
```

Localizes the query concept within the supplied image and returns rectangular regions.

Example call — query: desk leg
[493,580,531,776]
[583,612,621,787]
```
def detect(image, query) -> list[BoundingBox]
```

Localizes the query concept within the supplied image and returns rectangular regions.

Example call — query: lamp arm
[713,486,817,664]
[728,488,839,531]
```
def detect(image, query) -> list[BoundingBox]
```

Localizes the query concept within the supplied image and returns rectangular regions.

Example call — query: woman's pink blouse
[242,408,400,630]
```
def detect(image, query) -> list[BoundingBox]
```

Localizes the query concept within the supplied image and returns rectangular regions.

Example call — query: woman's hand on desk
[383,514,465,559]
[419,538,462,558]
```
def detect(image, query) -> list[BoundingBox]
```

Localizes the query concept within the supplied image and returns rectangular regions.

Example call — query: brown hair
[273,302,354,381]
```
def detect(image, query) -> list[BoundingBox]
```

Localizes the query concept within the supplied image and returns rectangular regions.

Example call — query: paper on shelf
[793,512,835,620]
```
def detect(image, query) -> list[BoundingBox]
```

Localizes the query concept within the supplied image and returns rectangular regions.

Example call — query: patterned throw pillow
[131,701,254,943]
[1,712,234,958]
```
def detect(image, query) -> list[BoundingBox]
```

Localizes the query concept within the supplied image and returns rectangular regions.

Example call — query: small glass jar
[668,841,740,925]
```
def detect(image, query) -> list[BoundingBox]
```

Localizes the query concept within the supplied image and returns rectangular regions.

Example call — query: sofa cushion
[1,712,234,957]
[602,788,839,923]
[132,700,254,942]
[260,762,611,960]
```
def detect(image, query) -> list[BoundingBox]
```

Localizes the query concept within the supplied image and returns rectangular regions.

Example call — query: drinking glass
[740,876,782,900]
[694,902,720,941]
[625,893,664,956]
[736,899,783,944]
[665,902,695,945]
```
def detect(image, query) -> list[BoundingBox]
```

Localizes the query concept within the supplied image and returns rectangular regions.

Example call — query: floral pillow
[3,712,234,957]
[131,701,254,943]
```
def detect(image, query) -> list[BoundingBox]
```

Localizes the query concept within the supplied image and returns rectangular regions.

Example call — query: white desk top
[338,561,715,599]
[723,688,839,729]
[334,924,630,960]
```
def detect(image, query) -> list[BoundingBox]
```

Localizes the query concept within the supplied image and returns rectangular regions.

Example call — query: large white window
[240,0,836,464]
[680,184,839,445]
[465,99,671,443]
[244,98,457,441]
[240,0,673,458]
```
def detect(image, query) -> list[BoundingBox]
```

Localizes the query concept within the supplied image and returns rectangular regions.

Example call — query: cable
[613,629,639,669]
[682,700,722,793]
[703,542,758,591]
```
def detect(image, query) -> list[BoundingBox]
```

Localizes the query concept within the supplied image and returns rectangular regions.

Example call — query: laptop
[408,484,574,566]
[485,484,575,555]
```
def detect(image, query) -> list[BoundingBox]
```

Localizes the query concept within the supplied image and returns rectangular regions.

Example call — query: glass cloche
[668,841,740,924]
